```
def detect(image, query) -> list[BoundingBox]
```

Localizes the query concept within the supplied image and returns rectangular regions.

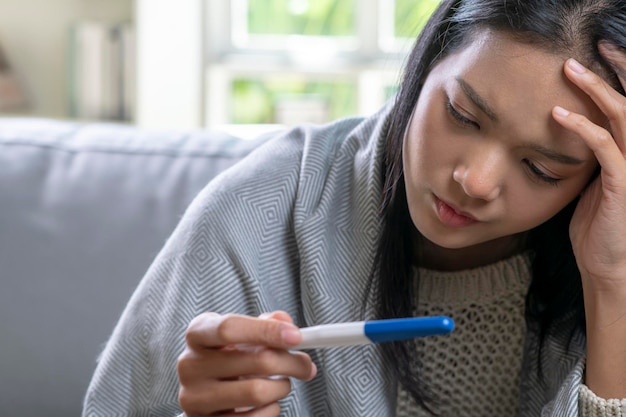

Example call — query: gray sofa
[0,118,270,417]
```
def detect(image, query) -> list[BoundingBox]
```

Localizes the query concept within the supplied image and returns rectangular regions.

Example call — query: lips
[434,196,479,228]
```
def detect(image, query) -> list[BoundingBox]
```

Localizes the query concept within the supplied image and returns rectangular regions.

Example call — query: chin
[418,227,483,250]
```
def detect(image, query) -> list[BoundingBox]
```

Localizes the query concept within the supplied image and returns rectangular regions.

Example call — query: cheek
[507,179,586,229]
[511,198,563,227]
[404,110,451,175]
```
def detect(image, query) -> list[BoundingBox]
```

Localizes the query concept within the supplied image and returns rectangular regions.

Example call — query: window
[205,0,441,128]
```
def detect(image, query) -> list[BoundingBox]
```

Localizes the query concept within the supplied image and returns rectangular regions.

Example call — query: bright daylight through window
[205,0,441,127]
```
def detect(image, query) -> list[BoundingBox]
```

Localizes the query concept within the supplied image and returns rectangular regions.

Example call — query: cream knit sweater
[396,253,626,417]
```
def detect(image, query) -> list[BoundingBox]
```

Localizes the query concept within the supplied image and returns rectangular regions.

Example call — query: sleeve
[536,357,583,417]
[579,384,626,417]
[535,357,626,417]
[81,133,306,417]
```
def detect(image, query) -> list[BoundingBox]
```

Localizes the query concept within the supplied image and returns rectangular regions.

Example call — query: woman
[83,0,626,416]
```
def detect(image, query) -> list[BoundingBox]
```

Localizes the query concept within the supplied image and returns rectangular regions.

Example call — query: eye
[446,101,480,129]
[523,159,561,186]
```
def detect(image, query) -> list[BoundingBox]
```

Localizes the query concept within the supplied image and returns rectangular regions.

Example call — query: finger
[178,346,316,382]
[216,402,281,417]
[180,377,291,415]
[553,106,626,188]
[259,310,295,324]
[562,58,626,153]
[185,313,302,350]
[598,41,626,93]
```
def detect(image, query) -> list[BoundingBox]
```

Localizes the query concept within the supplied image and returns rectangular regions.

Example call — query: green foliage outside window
[247,0,356,36]
[394,0,441,38]
[232,77,356,124]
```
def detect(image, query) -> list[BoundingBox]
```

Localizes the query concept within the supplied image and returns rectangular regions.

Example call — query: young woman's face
[403,29,604,250]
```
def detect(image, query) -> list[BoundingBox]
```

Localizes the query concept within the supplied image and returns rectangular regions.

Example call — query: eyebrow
[524,143,586,165]
[455,77,499,122]
[455,77,586,166]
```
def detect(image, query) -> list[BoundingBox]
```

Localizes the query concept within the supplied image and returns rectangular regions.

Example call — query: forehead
[428,29,606,142]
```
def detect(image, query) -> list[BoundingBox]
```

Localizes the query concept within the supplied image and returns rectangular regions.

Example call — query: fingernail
[568,58,586,74]
[554,106,570,117]
[280,324,301,345]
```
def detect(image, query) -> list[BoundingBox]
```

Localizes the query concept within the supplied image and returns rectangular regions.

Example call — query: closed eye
[446,101,480,129]
[523,159,561,186]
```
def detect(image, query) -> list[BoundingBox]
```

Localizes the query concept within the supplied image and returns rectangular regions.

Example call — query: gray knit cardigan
[82,104,586,417]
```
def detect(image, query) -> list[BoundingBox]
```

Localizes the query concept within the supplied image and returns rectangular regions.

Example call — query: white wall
[135,0,204,129]
[0,0,133,118]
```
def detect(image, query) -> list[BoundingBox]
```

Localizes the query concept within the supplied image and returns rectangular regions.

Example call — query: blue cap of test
[364,316,454,343]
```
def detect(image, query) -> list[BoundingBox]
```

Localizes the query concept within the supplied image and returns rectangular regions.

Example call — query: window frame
[205,0,411,128]
[136,0,416,130]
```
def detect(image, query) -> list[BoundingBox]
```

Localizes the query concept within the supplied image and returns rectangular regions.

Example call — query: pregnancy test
[294,316,454,349]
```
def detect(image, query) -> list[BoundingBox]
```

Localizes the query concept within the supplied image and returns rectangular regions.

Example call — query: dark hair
[369,0,626,412]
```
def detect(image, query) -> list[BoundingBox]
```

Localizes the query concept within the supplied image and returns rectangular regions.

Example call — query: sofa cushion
[0,118,269,417]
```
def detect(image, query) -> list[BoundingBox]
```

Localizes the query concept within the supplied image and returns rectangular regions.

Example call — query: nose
[453,147,504,201]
